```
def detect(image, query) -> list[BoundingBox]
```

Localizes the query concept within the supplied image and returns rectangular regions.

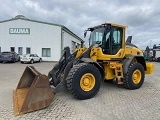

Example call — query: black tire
[13,59,16,63]
[21,61,24,64]
[66,63,102,100]
[30,59,34,64]
[39,58,42,63]
[123,62,145,90]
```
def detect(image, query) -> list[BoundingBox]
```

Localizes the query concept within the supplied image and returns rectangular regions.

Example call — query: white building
[0,15,83,61]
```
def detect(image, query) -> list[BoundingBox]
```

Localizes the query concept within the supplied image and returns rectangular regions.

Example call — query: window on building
[42,48,51,57]
[26,47,31,54]
[10,47,15,52]
[77,43,80,48]
[18,47,23,55]
[71,41,76,52]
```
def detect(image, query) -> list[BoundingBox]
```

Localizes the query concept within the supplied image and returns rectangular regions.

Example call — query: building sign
[9,28,30,34]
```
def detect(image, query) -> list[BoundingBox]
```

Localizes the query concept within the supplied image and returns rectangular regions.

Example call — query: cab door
[102,26,123,55]
[111,27,123,55]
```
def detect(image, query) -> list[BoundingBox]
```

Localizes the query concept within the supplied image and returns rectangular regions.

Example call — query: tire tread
[66,63,101,99]
[123,62,145,89]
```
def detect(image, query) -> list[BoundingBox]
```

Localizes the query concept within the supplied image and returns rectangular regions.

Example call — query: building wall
[62,30,82,53]
[0,19,62,61]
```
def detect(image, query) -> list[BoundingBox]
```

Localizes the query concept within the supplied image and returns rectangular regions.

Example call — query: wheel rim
[132,69,141,84]
[80,73,95,91]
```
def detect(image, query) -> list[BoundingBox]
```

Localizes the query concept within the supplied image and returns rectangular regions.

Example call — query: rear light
[10,53,13,58]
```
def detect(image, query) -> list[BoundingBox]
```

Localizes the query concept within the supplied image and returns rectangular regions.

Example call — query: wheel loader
[13,23,154,116]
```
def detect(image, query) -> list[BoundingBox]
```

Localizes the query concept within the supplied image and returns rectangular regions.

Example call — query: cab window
[112,27,123,54]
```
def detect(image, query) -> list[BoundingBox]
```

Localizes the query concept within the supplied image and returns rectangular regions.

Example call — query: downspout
[61,26,63,56]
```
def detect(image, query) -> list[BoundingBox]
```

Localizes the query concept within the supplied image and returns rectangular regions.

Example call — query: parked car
[156,57,160,62]
[20,54,42,64]
[0,51,20,63]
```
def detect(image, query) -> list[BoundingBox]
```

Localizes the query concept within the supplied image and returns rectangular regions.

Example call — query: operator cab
[85,23,126,55]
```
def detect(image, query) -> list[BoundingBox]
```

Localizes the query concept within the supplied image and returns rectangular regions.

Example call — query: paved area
[0,62,160,120]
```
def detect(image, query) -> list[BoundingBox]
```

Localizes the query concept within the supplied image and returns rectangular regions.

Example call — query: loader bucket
[13,66,54,116]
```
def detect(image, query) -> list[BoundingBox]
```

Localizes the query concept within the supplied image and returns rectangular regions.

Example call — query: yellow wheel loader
[13,23,154,115]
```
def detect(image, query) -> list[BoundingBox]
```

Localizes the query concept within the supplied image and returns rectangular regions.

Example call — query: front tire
[30,59,34,64]
[123,62,145,90]
[66,63,102,100]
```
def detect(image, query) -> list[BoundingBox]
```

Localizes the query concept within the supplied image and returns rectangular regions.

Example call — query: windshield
[89,27,105,46]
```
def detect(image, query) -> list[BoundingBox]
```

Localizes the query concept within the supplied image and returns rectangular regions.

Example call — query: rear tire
[13,59,16,63]
[39,58,42,63]
[21,61,24,64]
[123,62,145,90]
[66,63,102,100]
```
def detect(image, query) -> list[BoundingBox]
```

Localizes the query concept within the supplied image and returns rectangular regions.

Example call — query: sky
[0,0,160,49]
